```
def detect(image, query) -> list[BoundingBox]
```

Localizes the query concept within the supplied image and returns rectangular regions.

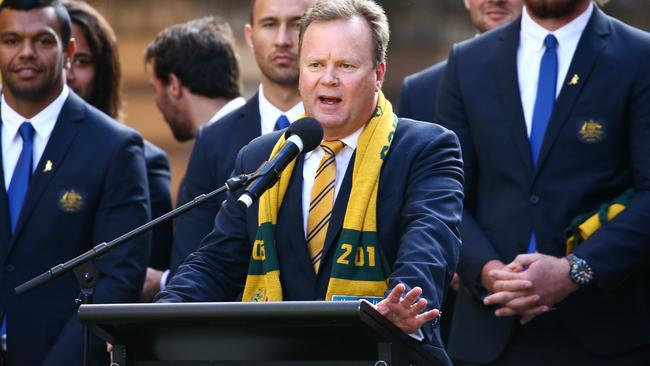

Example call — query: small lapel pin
[43,160,53,172]
[568,74,580,86]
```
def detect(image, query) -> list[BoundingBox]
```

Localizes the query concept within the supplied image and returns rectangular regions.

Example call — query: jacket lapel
[9,93,84,251]
[496,19,534,176]
[278,155,316,281]
[533,7,610,179]
[236,93,262,143]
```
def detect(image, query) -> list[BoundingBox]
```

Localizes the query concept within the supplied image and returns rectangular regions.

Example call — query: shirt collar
[305,124,364,159]
[1,85,69,141]
[258,84,304,123]
[521,2,593,51]
[206,96,246,125]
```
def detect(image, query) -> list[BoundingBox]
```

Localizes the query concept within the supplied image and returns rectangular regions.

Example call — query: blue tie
[7,122,35,233]
[527,35,557,254]
[530,34,558,166]
[2,122,34,349]
[274,115,290,131]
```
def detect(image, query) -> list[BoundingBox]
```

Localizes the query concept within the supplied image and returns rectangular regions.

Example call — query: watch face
[569,255,593,286]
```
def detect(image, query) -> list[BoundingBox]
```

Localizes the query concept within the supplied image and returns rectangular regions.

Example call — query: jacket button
[5,264,15,273]
[530,195,540,204]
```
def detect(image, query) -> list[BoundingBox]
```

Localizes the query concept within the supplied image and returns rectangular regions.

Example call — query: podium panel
[78,300,443,366]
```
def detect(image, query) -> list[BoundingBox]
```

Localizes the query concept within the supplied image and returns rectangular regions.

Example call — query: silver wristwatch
[566,253,594,287]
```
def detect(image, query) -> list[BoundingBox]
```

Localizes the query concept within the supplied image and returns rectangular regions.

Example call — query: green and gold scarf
[242,91,396,303]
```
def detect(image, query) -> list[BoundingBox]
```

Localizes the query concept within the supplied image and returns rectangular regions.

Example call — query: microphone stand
[13,173,253,366]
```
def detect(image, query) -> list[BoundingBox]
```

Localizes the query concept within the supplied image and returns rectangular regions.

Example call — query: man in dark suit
[0,0,150,365]
[399,0,523,122]
[436,0,650,364]
[157,1,464,365]
[168,0,311,277]
[140,16,246,301]
[399,0,523,345]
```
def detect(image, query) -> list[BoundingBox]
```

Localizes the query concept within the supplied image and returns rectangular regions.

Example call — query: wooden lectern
[78,300,444,366]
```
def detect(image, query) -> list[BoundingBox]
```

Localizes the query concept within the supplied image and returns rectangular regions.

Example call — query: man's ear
[167,73,183,99]
[63,38,77,70]
[375,62,386,92]
[244,24,255,53]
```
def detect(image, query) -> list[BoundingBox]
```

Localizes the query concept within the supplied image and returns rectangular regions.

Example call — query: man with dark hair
[140,16,246,301]
[156,1,463,365]
[145,16,245,142]
[63,0,173,297]
[436,0,650,364]
[0,0,150,364]
[164,0,312,295]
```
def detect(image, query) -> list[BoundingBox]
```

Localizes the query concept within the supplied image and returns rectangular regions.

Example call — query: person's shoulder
[394,117,458,147]
[71,96,141,143]
[403,60,448,88]
[199,94,260,140]
[605,12,650,49]
[454,19,517,55]
[143,139,170,166]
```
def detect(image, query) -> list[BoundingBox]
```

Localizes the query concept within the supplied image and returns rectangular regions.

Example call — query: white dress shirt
[2,86,70,189]
[204,96,246,126]
[517,3,593,137]
[257,84,304,134]
[301,126,363,237]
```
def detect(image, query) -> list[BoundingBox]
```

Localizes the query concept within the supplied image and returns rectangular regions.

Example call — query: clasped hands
[481,253,579,324]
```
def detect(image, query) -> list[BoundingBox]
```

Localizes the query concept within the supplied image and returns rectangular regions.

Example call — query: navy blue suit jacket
[158,118,464,366]
[143,140,172,270]
[0,93,151,366]
[436,7,650,363]
[398,60,447,123]
[171,94,261,274]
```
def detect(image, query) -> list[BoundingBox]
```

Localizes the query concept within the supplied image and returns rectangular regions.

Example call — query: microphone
[237,117,323,208]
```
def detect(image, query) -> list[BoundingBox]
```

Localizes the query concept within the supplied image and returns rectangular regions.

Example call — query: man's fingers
[386,283,406,303]
[401,286,423,309]
[513,253,540,267]
[503,293,540,311]
[489,269,524,281]
[417,308,440,324]
[520,306,551,324]
[409,298,427,315]
[484,290,530,306]
[492,279,533,292]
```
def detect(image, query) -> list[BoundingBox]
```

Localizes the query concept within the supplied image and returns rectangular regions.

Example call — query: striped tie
[307,140,344,273]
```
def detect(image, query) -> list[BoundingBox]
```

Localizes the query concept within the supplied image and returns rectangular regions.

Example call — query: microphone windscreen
[286,117,323,152]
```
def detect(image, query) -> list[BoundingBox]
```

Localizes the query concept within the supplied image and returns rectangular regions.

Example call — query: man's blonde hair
[299,0,389,67]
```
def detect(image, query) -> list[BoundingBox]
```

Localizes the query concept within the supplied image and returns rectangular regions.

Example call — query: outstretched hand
[375,283,440,334]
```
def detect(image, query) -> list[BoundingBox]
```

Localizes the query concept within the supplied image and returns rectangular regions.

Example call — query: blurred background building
[85,0,650,202]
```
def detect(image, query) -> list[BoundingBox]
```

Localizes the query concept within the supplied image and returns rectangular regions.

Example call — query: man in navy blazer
[0,1,150,365]
[158,1,463,365]
[398,0,523,122]
[169,0,311,275]
[436,0,650,364]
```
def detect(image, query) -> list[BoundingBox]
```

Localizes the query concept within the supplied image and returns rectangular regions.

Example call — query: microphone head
[285,117,323,153]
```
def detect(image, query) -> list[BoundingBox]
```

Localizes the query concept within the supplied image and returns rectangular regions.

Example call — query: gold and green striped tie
[307,140,344,273]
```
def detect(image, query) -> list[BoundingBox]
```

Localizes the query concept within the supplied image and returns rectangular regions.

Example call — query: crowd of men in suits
[0,0,649,365]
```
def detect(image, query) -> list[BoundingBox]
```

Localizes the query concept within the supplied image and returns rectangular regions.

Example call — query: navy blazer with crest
[157,118,464,366]
[435,6,650,363]
[170,94,261,274]
[0,92,151,366]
